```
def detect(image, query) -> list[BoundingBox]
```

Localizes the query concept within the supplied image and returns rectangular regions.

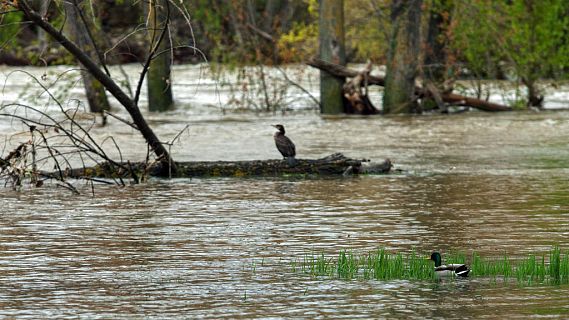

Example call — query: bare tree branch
[14,0,177,173]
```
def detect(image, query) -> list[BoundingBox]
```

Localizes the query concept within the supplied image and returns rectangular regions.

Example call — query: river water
[1,64,569,318]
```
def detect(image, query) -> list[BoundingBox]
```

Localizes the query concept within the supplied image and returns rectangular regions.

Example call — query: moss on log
[61,153,392,179]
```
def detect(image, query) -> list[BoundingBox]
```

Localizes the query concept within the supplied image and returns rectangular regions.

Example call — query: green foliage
[187,0,226,61]
[452,0,569,105]
[0,10,23,50]
[295,249,435,280]
[502,0,569,81]
[277,0,318,63]
[452,1,504,79]
[344,0,390,63]
[277,0,389,63]
[277,20,318,62]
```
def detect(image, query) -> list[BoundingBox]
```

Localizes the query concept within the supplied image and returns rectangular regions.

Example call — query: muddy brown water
[1,65,569,318]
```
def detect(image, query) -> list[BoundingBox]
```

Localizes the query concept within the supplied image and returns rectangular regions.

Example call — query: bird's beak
[271,124,277,128]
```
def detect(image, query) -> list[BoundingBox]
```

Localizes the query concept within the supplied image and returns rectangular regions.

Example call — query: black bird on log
[272,124,297,166]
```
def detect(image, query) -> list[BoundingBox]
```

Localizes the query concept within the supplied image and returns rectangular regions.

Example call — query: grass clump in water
[292,247,569,285]
[293,249,434,280]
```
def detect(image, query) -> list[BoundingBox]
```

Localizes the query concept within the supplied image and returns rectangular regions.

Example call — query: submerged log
[308,58,512,112]
[61,153,393,179]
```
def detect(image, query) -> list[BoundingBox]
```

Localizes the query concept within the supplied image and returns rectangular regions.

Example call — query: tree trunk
[383,0,423,114]
[16,1,176,174]
[424,0,453,83]
[423,0,454,111]
[146,0,174,112]
[319,0,346,114]
[522,77,544,108]
[64,0,111,113]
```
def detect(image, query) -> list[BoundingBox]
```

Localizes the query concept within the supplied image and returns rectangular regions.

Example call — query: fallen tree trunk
[58,153,392,179]
[440,92,512,111]
[308,58,512,112]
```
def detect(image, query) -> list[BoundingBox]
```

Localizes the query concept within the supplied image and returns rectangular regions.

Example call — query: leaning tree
[1,0,192,177]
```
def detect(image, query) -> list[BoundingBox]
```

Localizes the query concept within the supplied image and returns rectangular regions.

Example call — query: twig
[103,111,138,130]
[275,66,320,108]
[246,23,274,43]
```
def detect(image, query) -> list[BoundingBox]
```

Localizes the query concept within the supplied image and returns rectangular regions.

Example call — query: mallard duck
[430,252,471,277]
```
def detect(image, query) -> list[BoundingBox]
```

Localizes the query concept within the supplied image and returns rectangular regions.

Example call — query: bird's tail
[287,157,298,166]
[456,267,470,277]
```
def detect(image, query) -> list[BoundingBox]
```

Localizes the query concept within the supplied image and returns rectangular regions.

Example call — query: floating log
[308,58,512,112]
[60,153,392,179]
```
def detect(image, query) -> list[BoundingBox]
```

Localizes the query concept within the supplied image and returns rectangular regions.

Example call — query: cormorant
[272,124,297,166]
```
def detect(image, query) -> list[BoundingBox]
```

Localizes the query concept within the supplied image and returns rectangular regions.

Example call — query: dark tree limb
[308,58,512,112]
[247,23,275,43]
[308,58,385,85]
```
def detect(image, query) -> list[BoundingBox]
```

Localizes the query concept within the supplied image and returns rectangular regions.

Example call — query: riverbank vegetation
[2,1,568,110]
[290,247,569,285]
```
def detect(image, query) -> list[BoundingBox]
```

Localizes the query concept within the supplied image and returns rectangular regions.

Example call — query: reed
[294,248,435,280]
[291,247,569,285]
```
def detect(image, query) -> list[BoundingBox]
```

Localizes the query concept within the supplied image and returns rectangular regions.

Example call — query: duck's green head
[430,252,442,267]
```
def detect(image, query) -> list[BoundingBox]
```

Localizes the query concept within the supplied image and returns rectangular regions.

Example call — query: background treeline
[1,0,568,79]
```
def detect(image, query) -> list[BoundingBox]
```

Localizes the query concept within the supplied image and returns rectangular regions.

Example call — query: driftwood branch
[308,58,512,112]
[59,153,393,179]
